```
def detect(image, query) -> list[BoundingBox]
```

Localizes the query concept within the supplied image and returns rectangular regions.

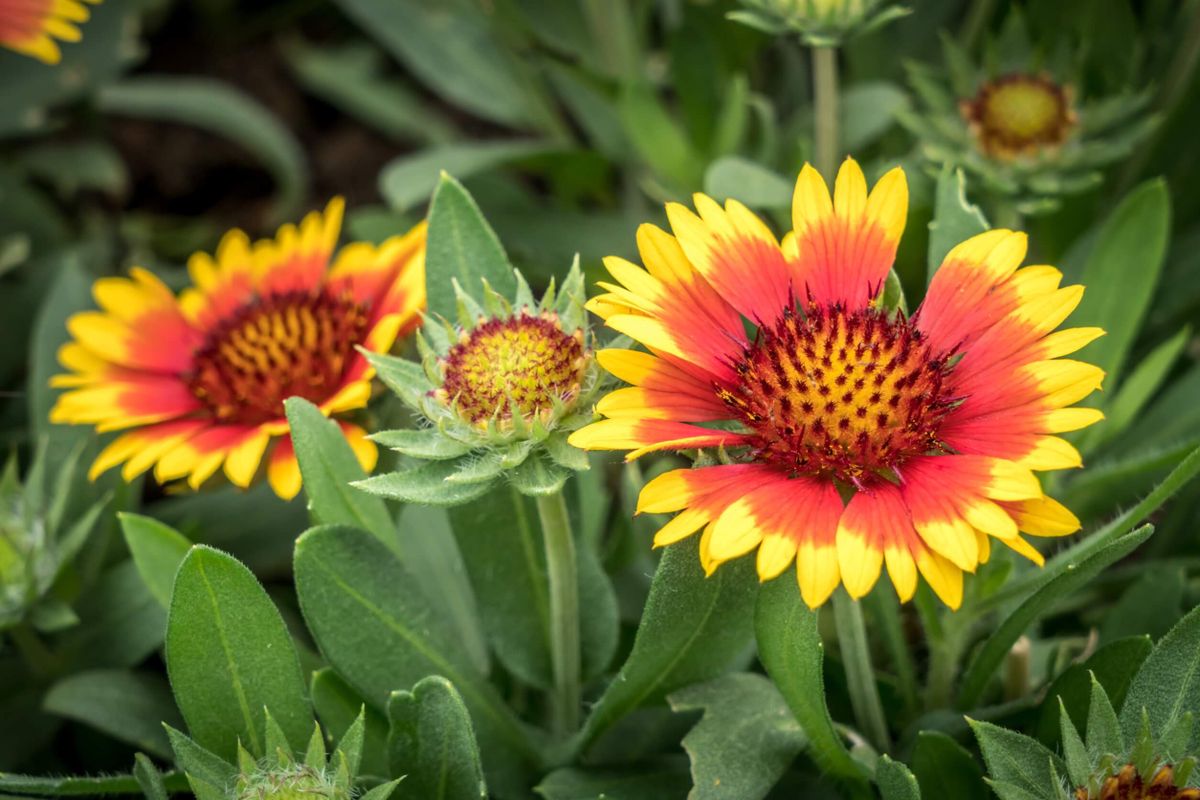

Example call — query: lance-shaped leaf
[387,676,487,800]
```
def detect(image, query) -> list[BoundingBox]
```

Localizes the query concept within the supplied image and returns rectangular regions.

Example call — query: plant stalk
[812,45,840,178]
[536,489,581,736]
[832,589,891,752]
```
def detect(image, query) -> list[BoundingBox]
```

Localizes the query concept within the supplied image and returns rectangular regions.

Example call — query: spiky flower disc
[961,73,1076,159]
[439,313,586,426]
[359,261,605,504]
[1074,764,1200,800]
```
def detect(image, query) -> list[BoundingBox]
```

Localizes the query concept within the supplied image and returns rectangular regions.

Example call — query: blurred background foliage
[2,0,1200,792]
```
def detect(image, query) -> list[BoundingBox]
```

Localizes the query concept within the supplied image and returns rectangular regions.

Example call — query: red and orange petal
[0,0,99,64]
[571,158,1103,608]
[50,199,424,498]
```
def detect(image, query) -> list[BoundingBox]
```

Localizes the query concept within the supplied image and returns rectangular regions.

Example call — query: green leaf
[969,719,1064,800]
[0,772,178,798]
[1034,636,1152,748]
[1119,603,1200,742]
[370,429,474,460]
[380,140,556,212]
[618,80,702,190]
[841,83,909,151]
[1099,566,1184,645]
[876,755,922,800]
[284,397,397,550]
[1059,699,1090,787]
[927,167,989,282]
[386,676,487,800]
[397,503,490,676]
[97,77,307,223]
[310,668,390,779]
[754,574,868,786]
[133,753,168,800]
[510,454,571,496]
[1082,325,1190,452]
[354,459,494,506]
[447,485,617,690]
[43,669,182,759]
[293,525,536,794]
[423,174,516,322]
[702,156,792,208]
[1087,674,1125,761]
[59,560,165,670]
[1070,179,1171,390]
[166,546,312,761]
[534,764,693,799]
[119,513,192,610]
[910,731,986,800]
[957,524,1156,708]
[331,0,550,128]
[578,544,757,753]
[164,726,237,792]
[667,673,805,800]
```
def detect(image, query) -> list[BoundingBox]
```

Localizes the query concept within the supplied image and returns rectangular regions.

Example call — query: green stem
[959,0,997,49]
[832,590,891,752]
[867,589,919,718]
[924,614,969,709]
[536,489,581,736]
[812,45,840,178]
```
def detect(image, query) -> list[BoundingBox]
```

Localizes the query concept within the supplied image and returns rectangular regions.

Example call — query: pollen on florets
[1074,763,1200,800]
[716,302,958,486]
[960,72,1076,159]
[235,763,348,800]
[436,312,587,426]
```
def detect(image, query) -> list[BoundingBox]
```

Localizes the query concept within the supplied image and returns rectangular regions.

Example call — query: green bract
[356,262,605,504]
[899,20,1158,216]
[0,442,104,632]
[728,0,910,46]
[969,605,1200,800]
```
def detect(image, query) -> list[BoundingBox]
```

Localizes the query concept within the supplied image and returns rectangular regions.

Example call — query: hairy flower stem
[813,45,840,179]
[537,489,581,736]
[833,589,891,752]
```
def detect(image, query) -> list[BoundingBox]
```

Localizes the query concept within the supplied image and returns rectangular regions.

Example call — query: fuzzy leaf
[1035,636,1152,748]
[119,513,193,610]
[354,459,493,506]
[509,453,571,496]
[387,676,488,800]
[1119,603,1200,743]
[424,174,516,322]
[970,719,1065,800]
[285,397,397,548]
[668,673,805,800]
[1087,674,1125,761]
[1059,698,1091,787]
[578,544,757,754]
[293,525,535,795]
[754,574,869,786]
[133,753,168,800]
[165,546,312,761]
[958,524,1156,708]
[876,755,922,800]
[311,668,389,779]
[164,726,237,790]
[927,167,989,283]
[370,428,473,460]
[910,731,986,800]
[43,669,182,759]
[534,764,693,799]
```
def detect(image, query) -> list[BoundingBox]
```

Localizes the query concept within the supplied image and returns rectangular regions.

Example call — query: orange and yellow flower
[50,199,426,500]
[570,158,1104,609]
[0,0,100,64]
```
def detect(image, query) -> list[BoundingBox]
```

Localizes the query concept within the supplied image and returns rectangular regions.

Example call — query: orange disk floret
[50,199,426,500]
[571,157,1104,609]
[0,0,100,64]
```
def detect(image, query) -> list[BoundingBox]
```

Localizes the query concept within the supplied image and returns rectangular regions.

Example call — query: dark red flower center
[716,303,958,485]
[961,73,1074,157]
[439,314,585,424]
[186,289,369,425]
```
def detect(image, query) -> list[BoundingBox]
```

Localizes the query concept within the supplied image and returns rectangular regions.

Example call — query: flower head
[0,0,100,64]
[50,199,426,499]
[730,0,909,45]
[357,262,604,504]
[961,73,1077,160]
[901,31,1157,215]
[571,158,1104,609]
